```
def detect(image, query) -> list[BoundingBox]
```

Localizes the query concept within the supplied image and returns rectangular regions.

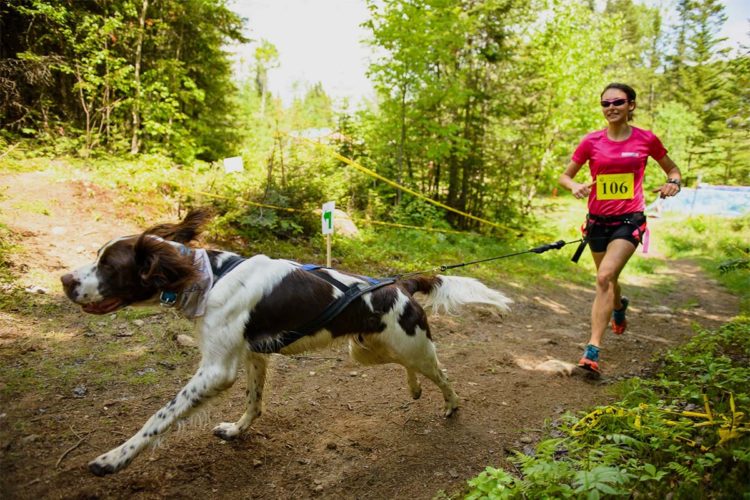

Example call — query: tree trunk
[396,84,407,205]
[74,63,92,153]
[446,149,460,225]
[432,161,441,199]
[131,0,149,154]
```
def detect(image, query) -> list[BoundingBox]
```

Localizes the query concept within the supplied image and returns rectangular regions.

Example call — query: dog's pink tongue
[82,298,122,314]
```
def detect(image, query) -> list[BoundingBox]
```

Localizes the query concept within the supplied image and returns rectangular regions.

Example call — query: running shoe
[577,344,601,377]
[611,296,629,335]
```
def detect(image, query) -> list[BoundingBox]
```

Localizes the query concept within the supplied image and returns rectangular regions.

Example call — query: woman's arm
[559,160,593,200]
[653,154,682,198]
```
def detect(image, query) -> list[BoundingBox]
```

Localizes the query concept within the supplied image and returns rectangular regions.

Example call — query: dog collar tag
[160,291,177,307]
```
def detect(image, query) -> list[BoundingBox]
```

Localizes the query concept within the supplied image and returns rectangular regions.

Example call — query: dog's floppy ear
[134,235,199,291]
[144,208,213,243]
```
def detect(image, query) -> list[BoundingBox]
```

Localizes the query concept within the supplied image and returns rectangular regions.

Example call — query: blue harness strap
[300,264,384,287]
[248,265,396,353]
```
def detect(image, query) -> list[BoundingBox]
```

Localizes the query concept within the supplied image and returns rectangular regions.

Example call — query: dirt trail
[0,169,739,499]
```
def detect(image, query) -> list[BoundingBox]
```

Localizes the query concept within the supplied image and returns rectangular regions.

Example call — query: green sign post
[322,201,335,267]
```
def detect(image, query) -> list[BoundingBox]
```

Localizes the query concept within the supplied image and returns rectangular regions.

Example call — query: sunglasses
[601,98,628,108]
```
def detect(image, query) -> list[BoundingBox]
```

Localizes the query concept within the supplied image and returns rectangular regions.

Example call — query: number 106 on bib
[596,173,634,200]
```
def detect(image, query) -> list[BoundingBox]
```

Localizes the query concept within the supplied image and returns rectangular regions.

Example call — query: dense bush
[465,319,750,499]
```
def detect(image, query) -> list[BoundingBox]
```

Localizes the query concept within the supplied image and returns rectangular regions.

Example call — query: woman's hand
[652,180,681,199]
[572,181,595,200]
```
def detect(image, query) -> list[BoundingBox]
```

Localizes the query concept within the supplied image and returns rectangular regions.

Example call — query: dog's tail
[400,275,512,315]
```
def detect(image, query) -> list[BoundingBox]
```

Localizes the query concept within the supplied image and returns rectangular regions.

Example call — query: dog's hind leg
[352,330,458,416]
[213,352,268,440]
[381,326,459,417]
[87,353,242,476]
[391,299,460,416]
[349,337,423,400]
[397,332,459,417]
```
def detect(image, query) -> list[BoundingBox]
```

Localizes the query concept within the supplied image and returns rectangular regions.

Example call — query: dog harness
[247,264,396,354]
[158,241,249,318]
[159,243,395,339]
[157,233,253,318]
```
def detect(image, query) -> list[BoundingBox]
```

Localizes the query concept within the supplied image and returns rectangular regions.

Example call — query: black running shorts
[587,213,647,253]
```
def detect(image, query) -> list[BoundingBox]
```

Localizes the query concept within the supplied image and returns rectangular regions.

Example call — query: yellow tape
[188,190,471,235]
[291,135,517,233]
[571,393,749,450]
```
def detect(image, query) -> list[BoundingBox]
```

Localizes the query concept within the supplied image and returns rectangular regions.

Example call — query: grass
[0,296,196,399]
[10,200,51,216]
[660,214,750,313]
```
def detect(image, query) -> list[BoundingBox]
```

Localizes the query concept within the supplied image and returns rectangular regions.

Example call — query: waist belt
[587,211,645,225]
[248,265,396,353]
[571,212,646,263]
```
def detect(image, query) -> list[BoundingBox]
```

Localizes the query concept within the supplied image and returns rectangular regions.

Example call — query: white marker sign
[223,156,244,173]
[322,201,335,235]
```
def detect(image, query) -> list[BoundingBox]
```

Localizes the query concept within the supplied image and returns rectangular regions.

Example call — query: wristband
[667,178,681,192]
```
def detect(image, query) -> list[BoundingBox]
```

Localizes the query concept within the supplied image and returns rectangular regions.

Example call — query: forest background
[2,2,750,497]
[1,0,748,237]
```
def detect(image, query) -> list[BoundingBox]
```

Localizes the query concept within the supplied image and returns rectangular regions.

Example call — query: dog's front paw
[410,386,422,400]
[443,399,460,418]
[88,455,119,476]
[213,422,241,441]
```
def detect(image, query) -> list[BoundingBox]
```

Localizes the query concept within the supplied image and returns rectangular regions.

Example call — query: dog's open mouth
[82,297,125,314]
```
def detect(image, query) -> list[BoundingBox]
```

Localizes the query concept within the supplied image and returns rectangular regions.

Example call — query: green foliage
[464,319,750,499]
[496,0,626,214]
[390,196,450,227]
[364,0,534,227]
[719,247,749,275]
[466,467,517,499]
[2,0,246,161]
[3,0,748,227]
[660,0,750,185]
[651,101,701,184]
[0,221,16,285]
[650,321,750,407]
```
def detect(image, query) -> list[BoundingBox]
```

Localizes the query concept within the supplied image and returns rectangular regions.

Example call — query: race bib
[596,173,634,200]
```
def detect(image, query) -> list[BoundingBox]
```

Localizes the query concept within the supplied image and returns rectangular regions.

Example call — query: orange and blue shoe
[578,344,601,377]
[611,297,629,335]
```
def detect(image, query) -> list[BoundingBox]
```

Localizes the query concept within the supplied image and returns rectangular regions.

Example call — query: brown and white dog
[60,209,512,476]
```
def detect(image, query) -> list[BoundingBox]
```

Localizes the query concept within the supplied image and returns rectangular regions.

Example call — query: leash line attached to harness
[397,239,582,279]
[265,240,579,351]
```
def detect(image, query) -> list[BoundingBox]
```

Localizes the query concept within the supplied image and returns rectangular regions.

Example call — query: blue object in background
[647,185,750,218]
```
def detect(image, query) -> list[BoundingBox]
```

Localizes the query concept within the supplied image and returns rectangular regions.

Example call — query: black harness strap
[213,254,247,282]
[571,239,588,263]
[248,266,396,354]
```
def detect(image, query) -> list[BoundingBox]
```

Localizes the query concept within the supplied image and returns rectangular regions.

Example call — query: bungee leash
[397,238,584,279]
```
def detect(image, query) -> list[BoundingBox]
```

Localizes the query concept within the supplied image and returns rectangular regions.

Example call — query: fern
[667,461,701,484]
[572,466,633,498]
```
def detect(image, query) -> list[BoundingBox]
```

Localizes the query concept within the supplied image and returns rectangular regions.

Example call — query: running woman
[559,82,682,376]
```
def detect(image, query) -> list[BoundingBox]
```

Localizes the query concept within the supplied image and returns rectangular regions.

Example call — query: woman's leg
[588,239,637,347]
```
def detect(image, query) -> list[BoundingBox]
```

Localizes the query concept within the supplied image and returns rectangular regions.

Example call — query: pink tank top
[572,127,667,216]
